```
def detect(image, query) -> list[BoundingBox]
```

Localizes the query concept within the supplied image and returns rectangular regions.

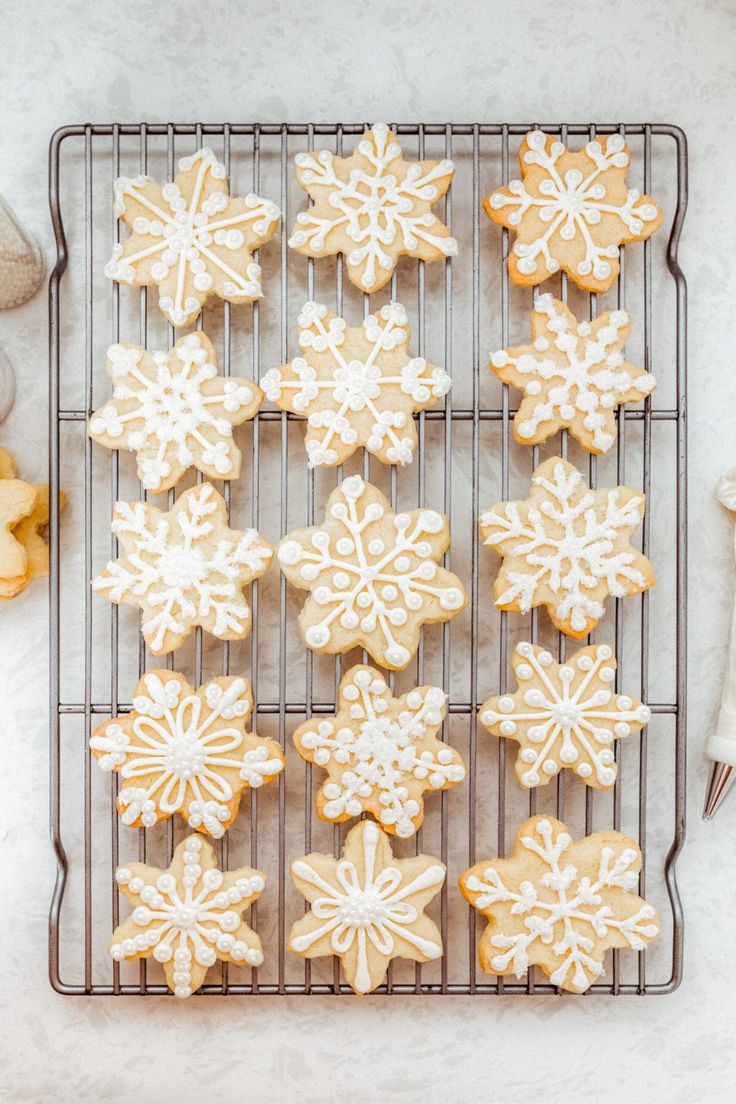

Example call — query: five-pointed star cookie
[490,294,656,453]
[289,819,445,994]
[294,664,465,837]
[91,670,284,836]
[288,123,458,292]
[111,834,266,998]
[260,301,451,468]
[485,130,663,293]
[105,146,280,327]
[479,456,653,638]
[459,815,660,993]
[278,475,467,670]
[89,332,263,492]
[93,483,272,655]
[479,641,651,790]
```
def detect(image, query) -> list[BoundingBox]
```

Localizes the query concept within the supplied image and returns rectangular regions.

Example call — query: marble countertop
[2,1,736,1100]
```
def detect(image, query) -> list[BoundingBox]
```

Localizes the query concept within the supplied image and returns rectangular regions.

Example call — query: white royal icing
[479,642,650,788]
[89,333,259,491]
[93,483,272,654]
[479,458,648,634]
[260,300,451,467]
[487,130,660,283]
[90,673,283,836]
[105,147,280,326]
[290,820,444,994]
[490,294,655,453]
[289,123,458,290]
[111,835,265,998]
[297,666,464,837]
[464,818,659,992]
[278,475,466,668]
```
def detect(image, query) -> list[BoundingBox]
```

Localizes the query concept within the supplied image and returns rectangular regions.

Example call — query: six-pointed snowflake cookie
[479,456,653,638]
[294,664,465,837]
[479,642,650,790]
[278,475,467,670]
[288,123,458,292]
[260,301,451,468]
[490,294,656,453]
[484,130,663,294]
[289,819,445,994]
[89,333,263,492]
[111,834,266,998]
[93,483,272,655]
[90,670,284,836]
[105,146,280,327]
[459,815,659,993]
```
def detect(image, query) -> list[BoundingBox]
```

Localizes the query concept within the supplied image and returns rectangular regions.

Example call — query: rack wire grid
[49,121,687,996]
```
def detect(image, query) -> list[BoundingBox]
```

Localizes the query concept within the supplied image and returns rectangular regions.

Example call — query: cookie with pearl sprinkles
[259,301,451,468]
[105,146,280,327]
[484,130,663,294]
[490,294,655,454]
[289,819,445,994]
[88,333,263,492]
[288,123,458,293]
[459,816,660,993]
[278,475,467,670]
[90,670,284,836]
[111,834,266,998]
[93,483,272,655]
[293,664,465,837]
[479,642,650,790]
[479,456,653,638]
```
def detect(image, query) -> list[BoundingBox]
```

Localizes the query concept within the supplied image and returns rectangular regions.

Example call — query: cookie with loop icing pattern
[485,130,663,294]
[288,123,457,292]
[105,146,280,327]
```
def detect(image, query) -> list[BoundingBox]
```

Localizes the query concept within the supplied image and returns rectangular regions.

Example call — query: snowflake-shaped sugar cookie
[89,333,262,492]
[260,301,451,468]
[111,834,265,998]
[479,457,653,638]
[288,123,457,293]
[289,819,445,994]
[278,476,467,670]
[93,483,272,655]
[294,664,465,837]
[485,130,663,294]
[480,642,650,791]
[105,147,280,327]
[459,816,659,993]
[490,294,656,454]
[91,670,284,837]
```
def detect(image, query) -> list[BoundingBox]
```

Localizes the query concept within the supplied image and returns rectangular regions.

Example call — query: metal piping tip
[703,761,735,821]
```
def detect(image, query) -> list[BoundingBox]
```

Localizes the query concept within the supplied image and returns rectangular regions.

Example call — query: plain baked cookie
[260,300,451,467]
[90,670,284,836]
[105,146,280,327]
[89,333,262,492]
[111,834,265,998]
[479,641,650,790]
[93,483,272,654]
[289,819,445,994]
[293,664,465,836]
[288,123,457,293]
[479,456,653,638]
[459,815,660,993]
[484,130,663,294]
[278,475,467,669]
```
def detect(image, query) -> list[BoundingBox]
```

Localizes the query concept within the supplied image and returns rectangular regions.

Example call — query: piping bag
[704,469,736,818]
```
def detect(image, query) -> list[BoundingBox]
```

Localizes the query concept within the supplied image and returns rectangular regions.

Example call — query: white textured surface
[1,0,735,1100]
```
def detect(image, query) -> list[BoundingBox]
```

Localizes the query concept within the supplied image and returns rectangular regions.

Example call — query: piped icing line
[260,301,451,468]
[288,123,457,293]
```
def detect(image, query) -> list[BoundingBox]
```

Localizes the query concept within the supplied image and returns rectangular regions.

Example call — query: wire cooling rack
[49,121,687,996]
